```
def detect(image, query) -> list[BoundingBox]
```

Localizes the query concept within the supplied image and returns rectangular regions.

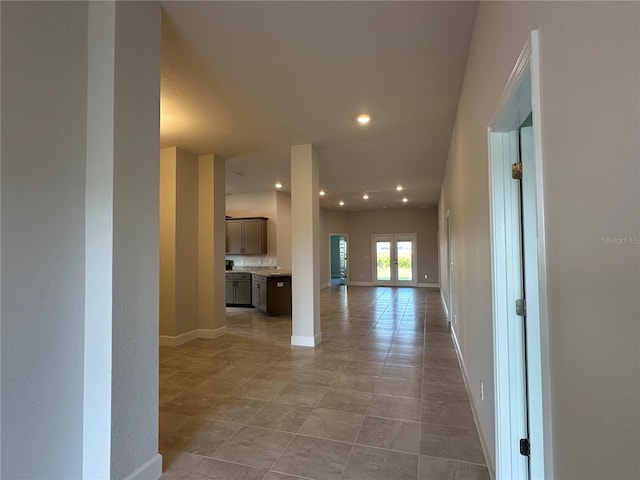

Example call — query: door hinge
[519,438,530,456]
[515,298,526,317]
[512,162,523,180]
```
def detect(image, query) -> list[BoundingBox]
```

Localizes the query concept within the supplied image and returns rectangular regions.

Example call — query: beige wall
[159,148,177,336]
[439,2,640,478]
[175,149,199,335]
[198,154,227,334]
[320,207,439,287]
[159,147,198,336]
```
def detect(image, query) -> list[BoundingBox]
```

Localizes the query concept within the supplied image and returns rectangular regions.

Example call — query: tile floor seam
[265,432,299,477]
[351,438,421,456]
[189,452,270,473]
[419,453,489,468]
[337,389,371,480]
[265,468,314,480]
[417,301,430,480]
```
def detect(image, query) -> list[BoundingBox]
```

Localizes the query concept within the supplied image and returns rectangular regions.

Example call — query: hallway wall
[439,2,640,478]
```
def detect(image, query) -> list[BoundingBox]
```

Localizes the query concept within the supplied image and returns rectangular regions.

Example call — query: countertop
[226,269,292,278]
[249,270,292,278]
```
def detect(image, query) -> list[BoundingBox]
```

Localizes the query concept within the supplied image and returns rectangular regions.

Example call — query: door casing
[488,30,552,480]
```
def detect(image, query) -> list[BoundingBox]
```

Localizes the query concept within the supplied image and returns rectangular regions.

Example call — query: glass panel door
[396,240,413,282]
[373,235,417,286]
[375,238,393,285]
[394,235,416,286]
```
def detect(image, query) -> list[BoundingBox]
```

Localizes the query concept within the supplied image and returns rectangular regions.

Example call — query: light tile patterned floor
[160,286,490,480]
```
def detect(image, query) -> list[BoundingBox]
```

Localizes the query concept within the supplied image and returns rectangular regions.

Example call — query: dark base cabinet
[225,272,252,307]
[252,274,291,315]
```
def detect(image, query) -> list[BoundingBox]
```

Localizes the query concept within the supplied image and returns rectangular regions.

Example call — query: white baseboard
[197,326,227,339]
[417,282,440,288]
[123,453,163,480]
[450,327,496,479]
[440,290,449,317]
[349,281,374,286]
[159,329,197,347]
[160,326,227,346]
[291,332,323,347]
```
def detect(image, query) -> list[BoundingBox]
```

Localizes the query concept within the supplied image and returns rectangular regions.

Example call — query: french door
[373,234,416,286]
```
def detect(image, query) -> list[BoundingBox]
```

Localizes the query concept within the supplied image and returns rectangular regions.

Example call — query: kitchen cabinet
[226,217,267,255]
[225,272,252,306]
[252,273,291,315]
[252,274,267,312]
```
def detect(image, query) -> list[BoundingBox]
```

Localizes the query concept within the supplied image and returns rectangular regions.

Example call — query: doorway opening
[488,30,551,479]
[373,234,417,287]
[330,234,348,286]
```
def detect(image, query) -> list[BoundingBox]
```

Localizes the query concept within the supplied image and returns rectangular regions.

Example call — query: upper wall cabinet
[226,217,268,255]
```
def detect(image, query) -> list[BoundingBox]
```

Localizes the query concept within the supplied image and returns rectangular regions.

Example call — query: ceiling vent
[233,170,252,178]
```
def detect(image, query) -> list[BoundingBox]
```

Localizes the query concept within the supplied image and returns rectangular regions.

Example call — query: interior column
[198,154,227,337]
[290,144,322,346]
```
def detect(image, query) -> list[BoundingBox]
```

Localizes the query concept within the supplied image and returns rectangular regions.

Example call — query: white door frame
[329,233,349,286]
[372,234,417,287]
[488,30,552,480]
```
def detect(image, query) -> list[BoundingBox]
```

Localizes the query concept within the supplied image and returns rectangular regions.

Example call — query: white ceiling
[160,1,478,210]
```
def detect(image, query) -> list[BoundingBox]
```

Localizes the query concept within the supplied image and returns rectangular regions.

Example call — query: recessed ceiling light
[362,193,369,200]
[275,182,282,189]
[319,190,326,196]
[339,201,345,206]
[357,114,370,125]
[396,185,404,191]
[402,197,408,203]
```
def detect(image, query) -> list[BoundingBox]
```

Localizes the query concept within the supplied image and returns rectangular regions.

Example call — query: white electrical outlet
[424,274,428,279]
[454,314,457,324]
[480,380,484,400]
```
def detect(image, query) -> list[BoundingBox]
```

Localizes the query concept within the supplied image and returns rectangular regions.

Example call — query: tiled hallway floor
[160,287,490,480]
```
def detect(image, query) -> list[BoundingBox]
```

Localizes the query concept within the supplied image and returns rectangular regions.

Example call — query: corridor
[159,287,489,479]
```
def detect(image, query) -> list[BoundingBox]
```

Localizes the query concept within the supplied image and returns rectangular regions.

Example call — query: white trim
[529,31,554,480]
[196,326,227,339]
[489,36,532,130]
[489,128,528,479]
[451,327,495,479]
[349,281,374,287]
[417,282,440,289]
[440,290,449,317]
[159,330,197,347]
[488,29,550,480]
[122,453,162,480]
[159,326,227,346]
[291,332,322,347]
